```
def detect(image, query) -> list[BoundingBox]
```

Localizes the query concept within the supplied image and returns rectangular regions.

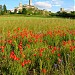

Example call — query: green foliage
[22,8,27,15]
[56,11,75,19]
[0,4,7,15]
[0,10,4,15]
[3,4,7,13]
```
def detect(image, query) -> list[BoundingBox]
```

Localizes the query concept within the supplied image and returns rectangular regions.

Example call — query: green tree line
[0,4,7,15]
[0,4,75,19]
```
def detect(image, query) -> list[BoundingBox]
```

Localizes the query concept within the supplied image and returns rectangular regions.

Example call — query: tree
[56,11,75,18]
[0,5,2,15]
[3,4,7,13]
[22,8,27,15]
[1,10,4,15]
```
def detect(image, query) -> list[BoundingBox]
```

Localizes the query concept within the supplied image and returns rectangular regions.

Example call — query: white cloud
[51,0,63,6]
[70,6,75,11]
[74,6,75,11]
[34,0,64,11]
[65,6,75,12]
[34,1,52,9]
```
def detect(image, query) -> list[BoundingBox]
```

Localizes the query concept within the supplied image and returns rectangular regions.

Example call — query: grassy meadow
[0,16,75,75]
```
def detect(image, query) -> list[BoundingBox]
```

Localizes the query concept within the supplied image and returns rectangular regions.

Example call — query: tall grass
[0,17,75,75]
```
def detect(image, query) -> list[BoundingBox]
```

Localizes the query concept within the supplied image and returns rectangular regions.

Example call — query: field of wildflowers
[0,17,75,75]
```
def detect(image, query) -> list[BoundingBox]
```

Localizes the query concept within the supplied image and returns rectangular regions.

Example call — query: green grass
[0,16,75,32]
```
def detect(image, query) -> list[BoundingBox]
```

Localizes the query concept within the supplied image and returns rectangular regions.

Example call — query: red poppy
[21,60,31,67]
[33,54,36,56]
[42,68,47,74]
[70,46,74,51]
[39,53,42,57]
[17,27,20,31]
[57,53,61,57]
[1,49,4,52]
[10,51,20,61]
[7,39,12,44]
[51,49,55,54]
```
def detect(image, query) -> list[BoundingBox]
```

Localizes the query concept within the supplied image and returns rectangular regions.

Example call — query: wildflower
[51,49,55,54]
[40,39,42,42]
[42,68,47,74]
[1,46,5,49]
[34,39,38,43]
[70,46,74,51]
[62,41,67,46]
[21,62,25,67]
[57,53,61,57]
[10,51,20,61]
[33,54,36,56]
[13,55,20,61]
[26,44,30,48]
[39,48,45,53]
[21,60,31,67]
[7,30,11,37]
[1,49,4,52]
[17,27,20,31]
[53,46,57,51]
[74,46,75,49]
[48,45,52,49]
[57,48,60,50]
[7,39,12,44]
[63,33,66,36]
[1,46,5,53]
[39,53,42,57]
[54,64,58,68]
[58,58,62,63]
[47,31,53,37]
[18,41,23,50]
[28,39,32,43]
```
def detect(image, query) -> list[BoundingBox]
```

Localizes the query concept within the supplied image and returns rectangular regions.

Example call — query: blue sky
[0,0,75,12]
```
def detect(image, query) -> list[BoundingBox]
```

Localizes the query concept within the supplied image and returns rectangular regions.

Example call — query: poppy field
[0,17,75,75]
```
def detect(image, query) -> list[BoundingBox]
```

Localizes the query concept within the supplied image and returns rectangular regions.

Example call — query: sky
[0,0,75,12]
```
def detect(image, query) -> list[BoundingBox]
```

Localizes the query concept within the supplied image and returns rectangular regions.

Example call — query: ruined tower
[29,0,32,5]
[60,8,64,12]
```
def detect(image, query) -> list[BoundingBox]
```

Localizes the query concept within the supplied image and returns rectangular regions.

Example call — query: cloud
[70,6,75,11]
[34,1,52,9]
[34,0,63,11]
[74,6,75,11]
[65,6,75,12]
[51,0,63,6]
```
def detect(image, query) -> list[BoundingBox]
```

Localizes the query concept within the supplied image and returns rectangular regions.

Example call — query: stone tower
[18,2,22,12]
[19,2,22,8]
[29,0,32,5]
[60,8,64,12]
